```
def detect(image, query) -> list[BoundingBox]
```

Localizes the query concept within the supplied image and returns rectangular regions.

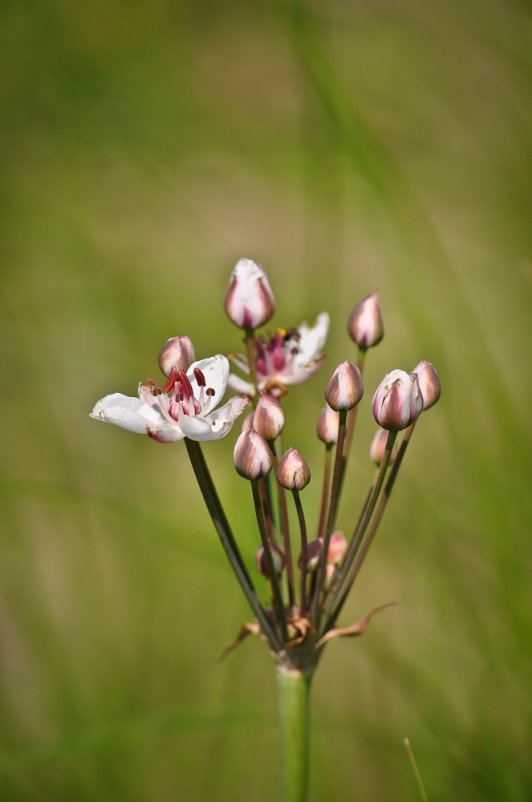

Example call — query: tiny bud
[372,369,423,431]
[256,545,285,578]
[276,448,311,491]
[324,563,337,591]
[224,258,276,330]
[412,360,441,410]
[325,361,364,411]
[233,429,273,479]
[369,427,399,466]
[316,404,340,445]
[327,531,348,565]
[347,291,384,349]
[158,336,195,376]
[298,538,323,571]
[253,395,285,440]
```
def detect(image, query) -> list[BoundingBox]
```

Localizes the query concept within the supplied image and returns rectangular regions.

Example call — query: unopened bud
[253,395,285,440]
[224,258,276,330]
[369,427,399,466]
[298,538,323,571]
[372,369,423,431]
[158,336,196,376]
[324,563,337,591]
[327,531,348,565]
[347,292,384,349]
[256,544,285,578]
[233,429,273,479]
[276,448,311,491]
[412,360,441,410]
[325,362,364,411]
[316,404,340,445]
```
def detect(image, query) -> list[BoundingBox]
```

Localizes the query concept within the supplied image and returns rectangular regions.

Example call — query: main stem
[277,665,313,802]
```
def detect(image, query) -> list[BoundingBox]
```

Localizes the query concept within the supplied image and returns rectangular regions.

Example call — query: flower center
[146,368,216,422]
[255,328,300,378]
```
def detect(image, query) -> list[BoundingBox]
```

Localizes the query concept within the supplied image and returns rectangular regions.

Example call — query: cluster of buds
[91,257,440,671]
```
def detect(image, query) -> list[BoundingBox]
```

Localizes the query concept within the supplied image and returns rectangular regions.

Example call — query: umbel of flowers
[91,258,440,802]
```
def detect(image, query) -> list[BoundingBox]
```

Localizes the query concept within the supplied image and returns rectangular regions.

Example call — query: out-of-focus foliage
[1,0,531,800]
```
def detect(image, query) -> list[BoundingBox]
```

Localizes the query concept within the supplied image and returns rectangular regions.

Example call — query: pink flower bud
[316,404,340,445]
[325,361,364,411]
[224,258,276,330]
[253,395,285,440]
[327,531,348,565]
[256,544,285,577]
[347,291,384,349]
[372,369,423,431]
[276,448,311,491]
[298,538,323,571]
[233,429,273,479]
[412,360,441,410]
[369,427,399,466]
[158,336,196,376]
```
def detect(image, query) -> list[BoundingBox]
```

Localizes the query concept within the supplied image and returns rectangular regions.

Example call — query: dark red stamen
[178,370,194,399]
[206,387,215,397]
[164,368,178,394]
[194,368,206,387]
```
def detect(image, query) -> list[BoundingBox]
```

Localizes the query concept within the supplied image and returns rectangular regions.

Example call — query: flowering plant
[91,259,440,802]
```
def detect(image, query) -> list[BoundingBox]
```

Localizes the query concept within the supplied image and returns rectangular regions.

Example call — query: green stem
[277,665,313,802]
[184,439,282,651]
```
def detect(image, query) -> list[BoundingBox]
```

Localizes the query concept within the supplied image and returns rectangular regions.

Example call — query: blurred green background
[1,0,531,800]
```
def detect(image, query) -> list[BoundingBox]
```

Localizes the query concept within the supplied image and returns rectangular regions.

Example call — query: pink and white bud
[276,448,311,491]
[158,336,196,376]
[327,531,348,565]
[224,258,276,330]
[298,538,323,571]
[233,429,273,479]
[347,291,384,349]
[256,544,285,578]
[253,395,285,440]
[372,369,423,431]
[325,361,364,411]
[316,404,340,445]
[369,427,399,466]
[324,563,337,591]
[412,360,441,410]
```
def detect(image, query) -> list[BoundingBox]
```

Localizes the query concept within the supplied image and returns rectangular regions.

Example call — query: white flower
[228,312,330,396]
[91,354,249,443]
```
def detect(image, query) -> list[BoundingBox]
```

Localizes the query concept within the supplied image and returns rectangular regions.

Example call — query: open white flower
[228,312,329,397]
[91,354,249,442]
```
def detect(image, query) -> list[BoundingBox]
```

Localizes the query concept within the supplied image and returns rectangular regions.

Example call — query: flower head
[233,429,273,479]
[412,360,441,410]
[324,361,364,411]
[316,404,340,445]
[91,353,248,443]
[224,258,276,330]
[372,369,423,431]
[347,292,384,349]
[228,313,329,397]
[253,395,285,440]
[158,336,196,376]
[276,448,311,491]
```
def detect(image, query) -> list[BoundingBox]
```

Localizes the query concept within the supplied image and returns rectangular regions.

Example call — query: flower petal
[188,354,229,411]
[146,422,185,443]
[90,393,164,434]
[227,373,255,396]
[295,312,329,363]
[281,312,329,386]
[179,396,249,441]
